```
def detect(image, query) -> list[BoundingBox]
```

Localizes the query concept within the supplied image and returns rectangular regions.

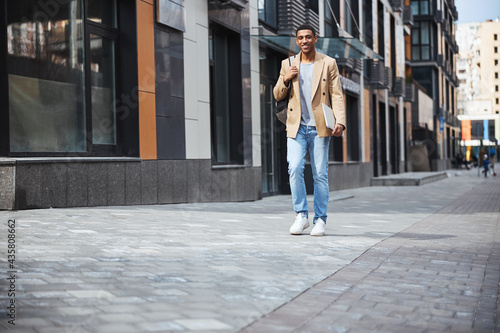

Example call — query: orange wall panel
[139,91,157,160]
[137,0,155,93]
[137,0,157,160]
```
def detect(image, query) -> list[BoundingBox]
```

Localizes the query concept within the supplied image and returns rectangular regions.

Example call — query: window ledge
[212,164,246,170]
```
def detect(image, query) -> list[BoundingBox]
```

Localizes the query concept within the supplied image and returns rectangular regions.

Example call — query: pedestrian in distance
[273,23,346,236]
[489,147,496,176]
[483,154,491,178]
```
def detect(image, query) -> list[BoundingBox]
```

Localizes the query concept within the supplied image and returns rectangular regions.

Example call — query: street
[1,169,499,332]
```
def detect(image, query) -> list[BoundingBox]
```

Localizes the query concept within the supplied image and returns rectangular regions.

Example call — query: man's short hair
[296,24,317,37]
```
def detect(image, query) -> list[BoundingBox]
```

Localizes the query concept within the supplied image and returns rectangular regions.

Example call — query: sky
[455,0,500,23]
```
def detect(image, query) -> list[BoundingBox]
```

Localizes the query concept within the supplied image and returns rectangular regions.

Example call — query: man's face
[296,29,317,55]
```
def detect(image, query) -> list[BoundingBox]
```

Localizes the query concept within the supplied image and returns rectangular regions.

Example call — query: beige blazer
[273,52,346,138]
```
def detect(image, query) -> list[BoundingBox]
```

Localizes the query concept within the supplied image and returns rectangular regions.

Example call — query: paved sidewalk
[0,169,498,332]
[242,173,500,332]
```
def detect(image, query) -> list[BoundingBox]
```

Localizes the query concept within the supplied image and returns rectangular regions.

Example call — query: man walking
[273,24,345,236]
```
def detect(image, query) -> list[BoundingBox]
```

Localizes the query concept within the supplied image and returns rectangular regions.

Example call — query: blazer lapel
[311,53,324,99]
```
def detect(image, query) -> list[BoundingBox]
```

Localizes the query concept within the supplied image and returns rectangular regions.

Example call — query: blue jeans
[287,125,331,223]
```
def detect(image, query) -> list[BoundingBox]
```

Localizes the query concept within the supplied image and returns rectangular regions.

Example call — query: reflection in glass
[411,1,419,15]
[86,0,117,27]
[90,35,116,145]
[7,0,86,152]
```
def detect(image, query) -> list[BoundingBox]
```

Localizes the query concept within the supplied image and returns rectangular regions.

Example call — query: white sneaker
[289,214,309,235]
[310,219,326,236]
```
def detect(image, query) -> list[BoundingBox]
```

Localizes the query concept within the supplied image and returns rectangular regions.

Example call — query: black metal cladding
[393,77,406,98]
[405,82,415,102]
[277,0,319,36]
[403,5,414,26]
[366,60,393,90]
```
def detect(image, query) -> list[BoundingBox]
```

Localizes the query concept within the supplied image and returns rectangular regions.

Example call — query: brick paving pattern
[0,169,498,332]
[242,180,500,333]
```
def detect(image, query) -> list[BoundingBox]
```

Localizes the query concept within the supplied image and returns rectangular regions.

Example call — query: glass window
[6,0,120,154]
[412,47,420,60]
[90,35,116,145]
[421,46,430,60]
[421,22,430,44]
[258,0,277,28]
[411,1,419,15]
[305,0,319,14]
[411,0,431,15]
[412,29,420,44]
[420,1,429,14]
[325,0,340,38]
[346,95,359,161]
[411,21,433,61]
[7,1,86,152]
[209,25,243,165]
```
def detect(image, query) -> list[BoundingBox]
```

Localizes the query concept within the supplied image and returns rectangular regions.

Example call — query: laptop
[322,103,336,130]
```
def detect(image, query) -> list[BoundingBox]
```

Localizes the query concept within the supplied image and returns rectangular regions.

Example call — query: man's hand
[333,124,344,137]
[284,65,298,85]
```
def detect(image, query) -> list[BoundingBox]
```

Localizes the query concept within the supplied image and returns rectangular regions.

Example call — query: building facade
[1,0,455,210]
[1,0,261,210]
[456,19,500,159]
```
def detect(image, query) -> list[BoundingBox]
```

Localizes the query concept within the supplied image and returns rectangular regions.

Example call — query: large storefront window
[6,0,119,154]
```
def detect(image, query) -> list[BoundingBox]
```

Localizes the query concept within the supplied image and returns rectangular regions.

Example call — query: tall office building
[456,19,500,152]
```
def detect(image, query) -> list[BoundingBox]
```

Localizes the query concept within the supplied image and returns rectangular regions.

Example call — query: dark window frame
[2,0,134,157]
[85,16,122,156]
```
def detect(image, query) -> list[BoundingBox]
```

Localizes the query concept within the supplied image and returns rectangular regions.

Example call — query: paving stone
[1,170,499,332]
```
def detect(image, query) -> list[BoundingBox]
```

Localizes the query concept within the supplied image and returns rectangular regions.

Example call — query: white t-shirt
[299,62,315,126]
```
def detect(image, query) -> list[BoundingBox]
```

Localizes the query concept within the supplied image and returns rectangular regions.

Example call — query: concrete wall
[1,159,262,210]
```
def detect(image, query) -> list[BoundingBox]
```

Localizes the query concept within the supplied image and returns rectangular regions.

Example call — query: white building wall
[183,1,211,159]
